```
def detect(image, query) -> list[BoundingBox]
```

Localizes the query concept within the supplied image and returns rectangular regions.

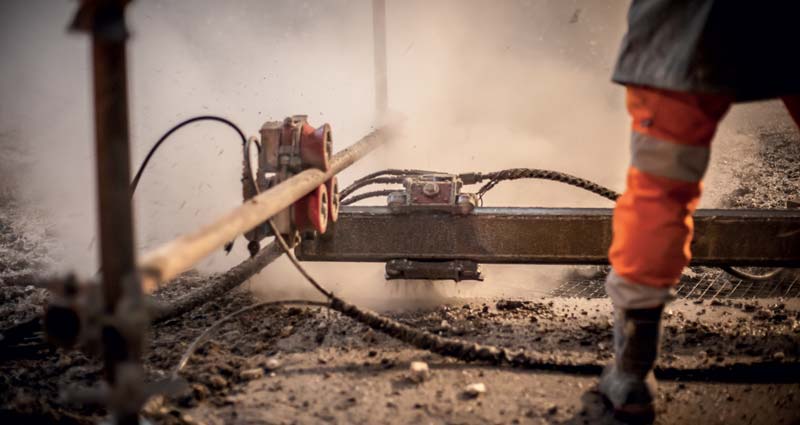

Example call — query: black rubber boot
[599,305,664,424]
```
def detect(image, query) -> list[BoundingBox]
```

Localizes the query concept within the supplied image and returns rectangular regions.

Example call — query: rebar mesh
[550,269,800,300]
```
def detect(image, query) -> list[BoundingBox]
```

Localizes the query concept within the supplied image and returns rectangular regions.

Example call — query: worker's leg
[608,87,732,293]
[600,86,731,420]
[782,95,800,128]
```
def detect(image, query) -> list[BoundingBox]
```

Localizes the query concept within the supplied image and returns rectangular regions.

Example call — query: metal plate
[385,259,484,281]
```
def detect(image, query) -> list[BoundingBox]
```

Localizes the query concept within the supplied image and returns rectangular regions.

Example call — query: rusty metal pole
[88,5,137,318]
[72,1,145,424]
[372,0,388,115]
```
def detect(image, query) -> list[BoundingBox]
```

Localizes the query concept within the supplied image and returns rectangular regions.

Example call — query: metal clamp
[244,116,339,256]
[387,174,477,215]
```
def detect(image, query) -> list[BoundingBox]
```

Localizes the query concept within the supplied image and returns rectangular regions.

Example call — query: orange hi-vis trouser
[607,86,800,306]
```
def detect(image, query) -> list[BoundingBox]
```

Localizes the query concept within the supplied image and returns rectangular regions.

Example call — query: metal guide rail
[297,206,800,267]
[297,168,799,280]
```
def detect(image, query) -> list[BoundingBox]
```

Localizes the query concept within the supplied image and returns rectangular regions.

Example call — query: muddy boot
[599,305,663,424]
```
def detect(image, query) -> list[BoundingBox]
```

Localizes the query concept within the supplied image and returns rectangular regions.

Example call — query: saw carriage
[239,116,800,283]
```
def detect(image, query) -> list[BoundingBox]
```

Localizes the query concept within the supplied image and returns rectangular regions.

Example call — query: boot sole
[600,393,655,424]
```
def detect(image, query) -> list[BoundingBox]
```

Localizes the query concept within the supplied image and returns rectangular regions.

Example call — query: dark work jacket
[612,1,800,101]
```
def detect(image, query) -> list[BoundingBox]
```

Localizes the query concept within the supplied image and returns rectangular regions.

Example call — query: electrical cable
[351,168,438,184]
[340,189,397,206]
[340,169,437,202]
[130,115,251,198]
[245,157,333,299]
[267,220,332,298]
[721,266,783,282]
[173,299,328,376]
[339,176,406,200]
[130,115,254,254]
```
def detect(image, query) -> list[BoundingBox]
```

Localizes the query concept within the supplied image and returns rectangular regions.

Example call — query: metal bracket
[387,174,477,215]
[385,259,484,282]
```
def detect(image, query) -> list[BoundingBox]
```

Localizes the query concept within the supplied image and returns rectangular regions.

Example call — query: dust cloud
[2,1,636,303]
[241,0,635,306]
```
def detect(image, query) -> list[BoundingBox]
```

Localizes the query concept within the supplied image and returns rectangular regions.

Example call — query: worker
[600,2,800,422]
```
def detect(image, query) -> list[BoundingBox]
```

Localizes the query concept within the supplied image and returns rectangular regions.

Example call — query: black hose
[129,115,251,257]
[339,169,440,202]
[721,266,783,282]
[340,176,406,200]
[340,189,398,206]
[130,115,249,198]
[351,168,437,184]
[174,299,329,376]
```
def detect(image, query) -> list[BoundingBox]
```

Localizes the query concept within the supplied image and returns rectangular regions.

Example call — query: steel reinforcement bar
[138,125,394,293]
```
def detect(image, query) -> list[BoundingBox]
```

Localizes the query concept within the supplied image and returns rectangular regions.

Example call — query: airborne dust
[1,0,779,307]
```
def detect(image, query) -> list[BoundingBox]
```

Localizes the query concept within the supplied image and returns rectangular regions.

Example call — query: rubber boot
[599,305,663,424]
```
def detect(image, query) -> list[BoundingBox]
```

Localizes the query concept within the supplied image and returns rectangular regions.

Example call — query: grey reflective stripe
[605,269,675,309]
[630,131,710,182]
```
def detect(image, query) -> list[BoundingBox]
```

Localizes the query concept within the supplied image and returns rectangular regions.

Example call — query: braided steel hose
[341,168,621,205]
[473,168,621,202]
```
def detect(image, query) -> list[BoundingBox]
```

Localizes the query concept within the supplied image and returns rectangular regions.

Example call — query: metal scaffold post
[373,0,388,115]
[71,1,148,423]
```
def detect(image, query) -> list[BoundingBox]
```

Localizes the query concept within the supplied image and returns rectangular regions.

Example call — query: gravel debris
[463,383,487,398]
[408,361,430,383]
[240,368,264,381]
